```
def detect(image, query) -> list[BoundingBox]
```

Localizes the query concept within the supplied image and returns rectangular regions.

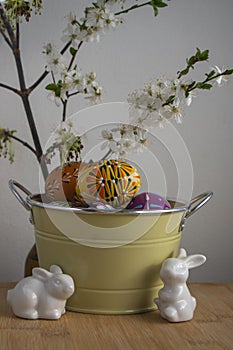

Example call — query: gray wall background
[0,0,233,282]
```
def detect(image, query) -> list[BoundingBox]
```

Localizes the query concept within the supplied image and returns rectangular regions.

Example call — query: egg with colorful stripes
[76,159,141,208]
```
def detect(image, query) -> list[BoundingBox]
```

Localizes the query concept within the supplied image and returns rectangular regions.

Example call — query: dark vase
[24,243,39,277]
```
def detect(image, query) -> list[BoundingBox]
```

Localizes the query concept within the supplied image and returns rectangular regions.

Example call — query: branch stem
[0,82,20,95]
[62,99,68,122]
[0,27,12,48]
[115,1,151,16]
[68,41,83,71]
[0,131,37,155]
[67,91,80,98]
[13,37,49,178]
[187,71,232,94]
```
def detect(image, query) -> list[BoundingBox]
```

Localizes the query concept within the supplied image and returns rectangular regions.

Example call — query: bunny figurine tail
[154,248,206,322]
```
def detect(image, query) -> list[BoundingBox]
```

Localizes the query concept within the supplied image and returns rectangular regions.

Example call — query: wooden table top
[0,283,232,350]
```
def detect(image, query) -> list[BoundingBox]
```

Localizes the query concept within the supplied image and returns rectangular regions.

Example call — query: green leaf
[189,81,196,88]
[205,70,215,79]
[46,82,61,97]
[224,69,233,75]
[187,55,197,66]
[151,4,158,16]
[178,67,189,77]
[45,83,57,91]
[196,82,213,90]
[153,0,168,8]
[70,47,77,56]
[199,49,209,61]
[195,48,209,61]
[92,2,99,9]
[54,86,61,97]
[165,95,175,104]
[186,48,209,67]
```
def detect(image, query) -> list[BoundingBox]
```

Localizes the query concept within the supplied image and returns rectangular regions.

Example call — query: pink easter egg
[126,192,171,210]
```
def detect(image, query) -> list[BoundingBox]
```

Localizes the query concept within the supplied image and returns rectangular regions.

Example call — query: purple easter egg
[126,192,171,210]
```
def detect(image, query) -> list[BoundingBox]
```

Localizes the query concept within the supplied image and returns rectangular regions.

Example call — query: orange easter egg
[45,162,85,203]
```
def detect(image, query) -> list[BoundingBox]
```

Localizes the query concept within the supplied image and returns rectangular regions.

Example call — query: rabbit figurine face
[7,265,75,320]
[154,248,206,322]
[160,258,189,284]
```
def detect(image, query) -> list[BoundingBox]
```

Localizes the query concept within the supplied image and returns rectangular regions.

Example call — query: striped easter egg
[76,159,141,208]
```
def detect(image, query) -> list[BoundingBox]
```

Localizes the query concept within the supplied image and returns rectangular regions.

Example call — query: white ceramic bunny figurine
[154,248,206,322]
[7,265,75,320]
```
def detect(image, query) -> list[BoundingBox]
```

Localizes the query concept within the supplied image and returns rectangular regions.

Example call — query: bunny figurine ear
[185,254,207,269]
[32,267,51,280]
[178,248,187,259]
[50,265,63,274]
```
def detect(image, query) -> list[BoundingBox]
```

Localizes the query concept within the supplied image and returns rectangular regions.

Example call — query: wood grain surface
[0,283,232,350]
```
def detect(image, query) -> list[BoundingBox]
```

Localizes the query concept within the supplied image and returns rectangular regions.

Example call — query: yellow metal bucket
[9,180,212,314]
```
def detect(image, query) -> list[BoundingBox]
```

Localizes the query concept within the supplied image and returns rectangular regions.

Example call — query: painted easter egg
[76,159,141,208]
[126,192,171,210]
[45,162,86,204]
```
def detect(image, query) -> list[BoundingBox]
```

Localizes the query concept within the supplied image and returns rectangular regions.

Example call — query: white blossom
[84,81,102,104]
[47,91,61,107]
[163,98,183,124]
[43,43,66,74]
[127,76,190,130]
[213,66,229,86]
[101,123,149,157]
[185,90,196,106]
[62,24,86,49]
[85,1,121,29]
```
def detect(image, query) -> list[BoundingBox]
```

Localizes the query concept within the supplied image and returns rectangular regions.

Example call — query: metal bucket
[9,180,212,314]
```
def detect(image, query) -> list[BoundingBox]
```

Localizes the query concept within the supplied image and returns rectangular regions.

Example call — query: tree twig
[68,41,83,71]
[187,70,233,94]
[12,31,49,178]
[67,91,80,98]
[28,70,48,93]
[115,1,151,16]
[62,99,68,122]
[0,27,13,48]
[0,131,37,156]
[0,82,20,95]
[16,21,19,48]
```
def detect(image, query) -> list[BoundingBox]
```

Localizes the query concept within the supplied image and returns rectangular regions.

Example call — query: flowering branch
[0,0,172,172]
[0,128,15,163]
[0,3,16,44]
[43,122,83,166]
[177,48,209,79]
[100,48,233,158]
[0,1,48,178]
[184,68,233,96]
[28,40,73,94]
[38,0,172,163]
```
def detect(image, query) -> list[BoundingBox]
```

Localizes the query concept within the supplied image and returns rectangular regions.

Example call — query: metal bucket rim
[26,193,188,216]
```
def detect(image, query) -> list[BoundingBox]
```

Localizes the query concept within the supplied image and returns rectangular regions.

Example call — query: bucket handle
[186,192,213,219]
[179,192,213,231]
[8,179,32,211]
